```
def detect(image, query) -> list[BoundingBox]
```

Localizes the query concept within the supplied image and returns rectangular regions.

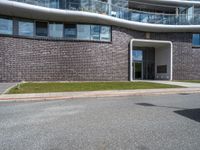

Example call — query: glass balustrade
[8,0,200,25]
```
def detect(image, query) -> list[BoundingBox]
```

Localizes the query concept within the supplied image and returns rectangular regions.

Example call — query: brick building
[0,0,200,82]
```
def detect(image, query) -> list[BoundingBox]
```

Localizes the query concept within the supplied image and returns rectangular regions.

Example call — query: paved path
[140,80,200,88]
[0,94,200,150]
[0,83,18,94]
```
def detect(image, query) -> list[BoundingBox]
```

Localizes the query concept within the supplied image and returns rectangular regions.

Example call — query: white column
[130,40,133,81]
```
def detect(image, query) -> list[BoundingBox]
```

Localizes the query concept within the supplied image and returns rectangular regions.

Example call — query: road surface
[0,93,200,150]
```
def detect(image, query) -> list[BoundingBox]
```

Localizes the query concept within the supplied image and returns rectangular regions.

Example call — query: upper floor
[1,0,200,32]
[6,0,200,25]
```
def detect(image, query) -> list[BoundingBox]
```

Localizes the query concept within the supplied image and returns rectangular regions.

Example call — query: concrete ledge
[0,88,200,102]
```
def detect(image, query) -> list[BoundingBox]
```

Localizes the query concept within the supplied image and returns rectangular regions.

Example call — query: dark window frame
[0,16,112,42]
[35,21,48,37]
[64,24,77,39]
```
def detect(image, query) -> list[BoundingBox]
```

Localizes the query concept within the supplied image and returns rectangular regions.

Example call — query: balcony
[8,0,200,25]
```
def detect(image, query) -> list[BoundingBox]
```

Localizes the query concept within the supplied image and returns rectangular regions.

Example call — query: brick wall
[150,32,200,80]
[0,26,199,82]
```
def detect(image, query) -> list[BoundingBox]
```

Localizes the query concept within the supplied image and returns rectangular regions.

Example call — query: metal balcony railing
[8,0,200,25]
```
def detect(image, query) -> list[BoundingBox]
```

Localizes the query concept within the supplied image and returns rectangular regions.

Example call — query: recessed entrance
[130,39,173,81]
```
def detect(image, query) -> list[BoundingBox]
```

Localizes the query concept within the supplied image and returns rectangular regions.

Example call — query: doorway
[134,62,143,80]
[130,39,173,81]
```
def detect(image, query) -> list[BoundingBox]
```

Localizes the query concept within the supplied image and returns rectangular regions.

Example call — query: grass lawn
[177,80,200,83]
[7,82,182,94]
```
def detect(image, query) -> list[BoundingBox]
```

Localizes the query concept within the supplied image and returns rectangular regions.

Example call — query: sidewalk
[0,88,200,102]
[0,83,18,94]
[139,80,200,88]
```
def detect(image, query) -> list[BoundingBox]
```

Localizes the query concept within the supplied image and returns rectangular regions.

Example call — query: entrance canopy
[130,39,173,81]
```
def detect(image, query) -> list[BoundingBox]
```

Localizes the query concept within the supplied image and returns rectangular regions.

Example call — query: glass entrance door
[134,62,143,80]
[132,50,143,80]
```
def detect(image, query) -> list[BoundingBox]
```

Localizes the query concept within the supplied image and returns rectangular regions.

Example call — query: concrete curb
[0,88,200,102]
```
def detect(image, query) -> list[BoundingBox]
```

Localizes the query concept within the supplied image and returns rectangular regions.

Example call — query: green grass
[7,82,182,94]
[177,80,200,83]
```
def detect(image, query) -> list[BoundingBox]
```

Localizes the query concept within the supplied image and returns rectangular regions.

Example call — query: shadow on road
[174,109,200,123]
[135,103,200,123]
[135,103,186,110]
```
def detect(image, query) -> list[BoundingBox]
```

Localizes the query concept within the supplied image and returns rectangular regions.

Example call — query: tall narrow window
[77,24,91,40]
[49,23,63,38]
[0,18,13,35]
[36,21,48,36]
[18,20,34,36]
[100,26,111,41]
[192,34,200,46]
[91,25,100,40]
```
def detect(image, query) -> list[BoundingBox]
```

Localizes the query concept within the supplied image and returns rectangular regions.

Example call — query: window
[130,12,140,21]
[64,24,77,39]
[0,16,111,42]
[192,34,200,46]
[18,20,34,36]
[49,0,59,8]
[77,24,91,40]
[49,23,63,38]
[23,0,35,5]
[187,6,194,22]
[133,50,143,61]
[0,18,13,35]
[100,26,111,41]
[37,0,48,7]
[68,0,80,10]
[36,21,48,36]
[91,25,100,40]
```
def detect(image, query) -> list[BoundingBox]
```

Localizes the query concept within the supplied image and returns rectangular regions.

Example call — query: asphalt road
[0,94,200,150]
